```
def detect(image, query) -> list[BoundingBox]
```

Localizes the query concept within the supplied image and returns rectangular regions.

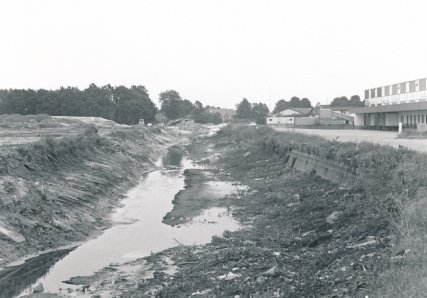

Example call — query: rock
[217,272,241,280]
[301,230,315,237]
[326,211,342,224]
[262,266,282,277]
[292,194,300,201]
[33,283,44,293]
[191,289,212,296]
[348,239,377,248]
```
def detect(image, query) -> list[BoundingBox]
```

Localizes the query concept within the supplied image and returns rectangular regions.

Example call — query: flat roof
[350,101,427,114]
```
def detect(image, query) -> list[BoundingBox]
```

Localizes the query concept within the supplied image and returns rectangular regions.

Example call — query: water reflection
[0,249,72,298]
[6,157,240,297]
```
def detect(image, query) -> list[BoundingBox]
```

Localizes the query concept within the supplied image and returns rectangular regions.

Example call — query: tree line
[0,84,156,125]
[330,95,364,107]
[0,83,365,125]
[271,95,364,115]
[234,98,269,124]
[273,96,312,114]
[0,85,224,125]
[158,90,223,124]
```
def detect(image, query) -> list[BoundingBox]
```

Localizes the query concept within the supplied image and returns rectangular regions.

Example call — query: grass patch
[216,124,427,297]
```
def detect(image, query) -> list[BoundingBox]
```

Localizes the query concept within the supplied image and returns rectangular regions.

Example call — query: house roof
[350,101,427,114]
[277,107,313,116]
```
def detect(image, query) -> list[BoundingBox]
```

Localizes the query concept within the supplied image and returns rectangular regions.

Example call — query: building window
[423,115,425,123]
[385,86,390,96]
[400,82,407,94]
[377,87,382,97]
[365,90,370,99]
[371,89,376,98]
[420,79,427,91]
[418,115,420,123]
[407,115,409,123]
[392,84,398,95]
[409,81,416,92]
[401,116,404,123]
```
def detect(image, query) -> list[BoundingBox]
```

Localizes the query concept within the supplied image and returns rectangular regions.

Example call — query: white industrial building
[352,77,427,129]
[267,107,353,126]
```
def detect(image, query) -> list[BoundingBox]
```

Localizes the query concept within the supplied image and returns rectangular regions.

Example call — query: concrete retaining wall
[287,150,356,186]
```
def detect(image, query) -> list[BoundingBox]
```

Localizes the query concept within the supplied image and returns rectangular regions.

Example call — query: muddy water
[9,158,240,297]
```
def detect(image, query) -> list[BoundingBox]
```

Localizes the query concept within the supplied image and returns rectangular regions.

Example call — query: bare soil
[56,130,394,297]
[0,122,179,268]
[162,169,235,226]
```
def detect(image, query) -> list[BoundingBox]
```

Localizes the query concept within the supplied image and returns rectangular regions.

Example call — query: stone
[326,211,342,224]
[33,283,44,293]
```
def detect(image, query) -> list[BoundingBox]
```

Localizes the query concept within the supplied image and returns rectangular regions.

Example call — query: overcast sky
[1,0,427,110]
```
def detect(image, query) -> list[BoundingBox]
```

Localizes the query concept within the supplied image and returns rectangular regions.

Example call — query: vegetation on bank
[219,125,427,297]
[0,124,169,267]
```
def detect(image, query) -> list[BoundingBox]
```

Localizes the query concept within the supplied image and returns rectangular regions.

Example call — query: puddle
[8,158,240,297]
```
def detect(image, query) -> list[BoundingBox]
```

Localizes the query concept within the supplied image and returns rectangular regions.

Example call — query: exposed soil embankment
[0,126,174,266]
[51,125,427,297]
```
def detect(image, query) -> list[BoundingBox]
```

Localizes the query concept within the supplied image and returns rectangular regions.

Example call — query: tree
[273,99,289,114]
[300,98,312,108]
[159,90,183,120]
[330,96,349,107]
[251,103,269,124]
[159,90,196,120]
[289,96,301,108]
[114,85,156,124]
[349,95,364,107]
[235,98,252,119]
[159,90,181,103]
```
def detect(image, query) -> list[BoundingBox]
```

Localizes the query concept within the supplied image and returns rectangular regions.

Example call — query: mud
[163,169,240,226]
[50,129,395,298]
[0,126,178,268]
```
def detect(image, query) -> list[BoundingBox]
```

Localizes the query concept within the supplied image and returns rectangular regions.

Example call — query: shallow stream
[0,158,240,297]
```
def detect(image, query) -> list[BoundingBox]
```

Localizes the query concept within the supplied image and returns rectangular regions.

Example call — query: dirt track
[274,127,427,153]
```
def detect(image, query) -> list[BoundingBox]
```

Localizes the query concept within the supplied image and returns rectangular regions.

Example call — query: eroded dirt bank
[22,124,425,297]
[0,126,178,267]
[53,126,401,298]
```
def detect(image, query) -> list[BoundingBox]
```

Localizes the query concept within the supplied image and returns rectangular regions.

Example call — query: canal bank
[56,125,402,298]
[12,157,241,296]
[0,126,180,296]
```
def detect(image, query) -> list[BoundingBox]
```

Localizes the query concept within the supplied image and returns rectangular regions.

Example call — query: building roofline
[351,100,427,114]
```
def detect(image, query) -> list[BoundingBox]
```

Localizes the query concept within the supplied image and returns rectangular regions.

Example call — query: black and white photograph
[1,0,427,297]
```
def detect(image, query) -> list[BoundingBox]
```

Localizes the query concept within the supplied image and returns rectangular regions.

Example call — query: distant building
[267,107,353,126]
[266,108,314,126]
[352,77,427,129]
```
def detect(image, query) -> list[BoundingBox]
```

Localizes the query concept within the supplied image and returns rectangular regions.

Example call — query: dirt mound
[0,127,174,266]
